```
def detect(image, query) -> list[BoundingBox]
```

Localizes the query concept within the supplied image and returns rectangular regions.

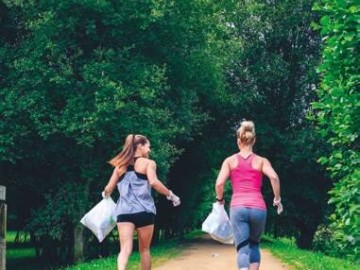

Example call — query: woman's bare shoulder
[254,153,265,160]
[253,154,269,168]
[225,153,239,169]
[136,157,156,168]
[227,154,238,162]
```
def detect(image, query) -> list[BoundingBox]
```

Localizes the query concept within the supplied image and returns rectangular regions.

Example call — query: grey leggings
[230,207,267,269]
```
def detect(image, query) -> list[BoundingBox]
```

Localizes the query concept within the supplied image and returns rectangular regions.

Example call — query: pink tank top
[230,153,266,210]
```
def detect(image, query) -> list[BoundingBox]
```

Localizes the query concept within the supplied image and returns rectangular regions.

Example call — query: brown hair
[109,134,149,169]
[236,120,255,145]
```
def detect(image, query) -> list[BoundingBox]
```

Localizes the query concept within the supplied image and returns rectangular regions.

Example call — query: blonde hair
[109,134,149,169]
[237,120,256,145]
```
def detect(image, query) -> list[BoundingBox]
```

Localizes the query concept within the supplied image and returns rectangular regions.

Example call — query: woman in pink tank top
[215,120,282,270]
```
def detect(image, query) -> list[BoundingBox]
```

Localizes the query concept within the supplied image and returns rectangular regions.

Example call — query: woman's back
[115,159,156,215]
[229,153,266,210]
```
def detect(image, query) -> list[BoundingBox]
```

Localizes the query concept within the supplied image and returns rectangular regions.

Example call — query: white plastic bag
[202,203,234,244]
[80,197,116,242]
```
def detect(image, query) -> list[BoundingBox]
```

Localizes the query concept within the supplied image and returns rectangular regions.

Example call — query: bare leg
[249,263,260,270]
[117,222,135,270]
[137,225,154,270]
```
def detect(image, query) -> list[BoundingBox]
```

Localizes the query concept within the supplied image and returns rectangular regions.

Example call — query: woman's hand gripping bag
[80,197,116,242]
[202,203,234,244]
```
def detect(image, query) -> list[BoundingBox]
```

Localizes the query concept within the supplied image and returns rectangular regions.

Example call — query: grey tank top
[113,164,156,217]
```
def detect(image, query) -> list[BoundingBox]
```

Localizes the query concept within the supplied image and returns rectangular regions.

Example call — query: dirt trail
[153,236,291,270]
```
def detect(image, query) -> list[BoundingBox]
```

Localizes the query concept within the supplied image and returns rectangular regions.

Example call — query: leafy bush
[311,0,360,260]
[312,224,340,257]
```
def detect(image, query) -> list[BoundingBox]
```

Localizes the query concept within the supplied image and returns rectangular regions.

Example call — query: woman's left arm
[215,158,230,203]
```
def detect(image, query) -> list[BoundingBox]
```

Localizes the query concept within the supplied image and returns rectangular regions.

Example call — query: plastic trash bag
[80,197,116,242]
[202,203,234,244]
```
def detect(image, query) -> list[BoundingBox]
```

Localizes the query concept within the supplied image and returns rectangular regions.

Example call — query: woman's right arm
[215,158,231,203]
[103,167,123,197]
[261,158,281,201]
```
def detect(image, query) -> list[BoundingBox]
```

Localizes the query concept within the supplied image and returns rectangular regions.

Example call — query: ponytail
[109,134,149,169]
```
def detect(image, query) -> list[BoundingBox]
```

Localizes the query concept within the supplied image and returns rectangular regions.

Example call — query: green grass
[262,235,360,270]
[63,239,182,270]
[6,230,183,270]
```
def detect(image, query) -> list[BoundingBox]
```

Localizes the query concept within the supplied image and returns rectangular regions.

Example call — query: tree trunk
[73,224,84,263]
[296,226,316,250]
[0,186,6,270]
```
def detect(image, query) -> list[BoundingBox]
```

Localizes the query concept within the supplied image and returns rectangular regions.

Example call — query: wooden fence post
[0,186,6,270]
[73,223,84,263]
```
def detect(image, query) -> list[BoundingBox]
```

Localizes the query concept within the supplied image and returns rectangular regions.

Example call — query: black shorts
[117,212,155,228]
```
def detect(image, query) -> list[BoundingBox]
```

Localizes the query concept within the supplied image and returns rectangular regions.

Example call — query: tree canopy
[0,0,358,267]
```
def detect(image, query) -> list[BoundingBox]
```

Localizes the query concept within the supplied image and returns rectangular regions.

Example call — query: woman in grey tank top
[102,134,181,270]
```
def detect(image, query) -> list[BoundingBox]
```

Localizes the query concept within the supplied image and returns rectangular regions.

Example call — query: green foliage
[311,0,360,259]
[27,183,88,239]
